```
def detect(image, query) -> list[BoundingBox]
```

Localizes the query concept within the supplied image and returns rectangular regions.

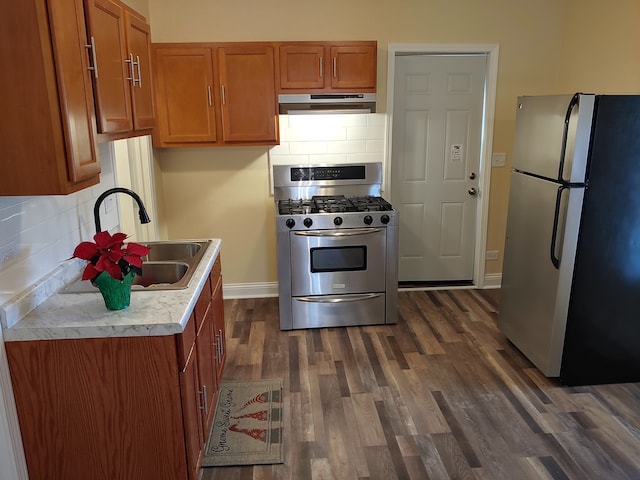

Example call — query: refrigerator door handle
[550,184,569,269]
[557,93,581,182]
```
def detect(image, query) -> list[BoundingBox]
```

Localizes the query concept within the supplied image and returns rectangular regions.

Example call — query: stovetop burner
[278,195,393,215]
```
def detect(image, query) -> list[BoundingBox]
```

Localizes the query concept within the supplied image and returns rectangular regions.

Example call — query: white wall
[0,143,120,479]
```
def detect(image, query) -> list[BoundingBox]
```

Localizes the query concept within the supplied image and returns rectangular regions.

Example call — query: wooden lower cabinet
[180,334,204,479]
[195,301,217,440]
[5,257,226,480]
[211,268,226,382]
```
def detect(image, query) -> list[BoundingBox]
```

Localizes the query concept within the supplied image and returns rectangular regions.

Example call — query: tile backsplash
[270,112,386,164]
[0,142,119,306]
[268,112,387,193]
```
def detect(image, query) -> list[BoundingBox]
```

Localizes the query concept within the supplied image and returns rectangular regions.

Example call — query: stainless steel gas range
[274,163,399,330]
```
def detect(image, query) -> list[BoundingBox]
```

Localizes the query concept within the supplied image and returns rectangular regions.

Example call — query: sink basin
[61,239,211,293]
[132,262,189,288]
[143,242,202,262]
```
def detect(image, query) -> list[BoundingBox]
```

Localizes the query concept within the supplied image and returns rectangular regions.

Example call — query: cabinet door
[7,335,189,479]
[279,44,325,90]
[125,11,155,130]
[196,303,217,437]
[154,47,217,144]
[179,346,204,480]
[48,0,101,186]
[212,271,226,382]
[330,44,377,90]
[84,0,133,133]
[218,44,278,143]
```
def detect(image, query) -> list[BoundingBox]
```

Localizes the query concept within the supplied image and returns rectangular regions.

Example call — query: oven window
[310,246,367,272]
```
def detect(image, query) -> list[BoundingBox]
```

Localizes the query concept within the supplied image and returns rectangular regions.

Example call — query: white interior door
[391,54,486,282]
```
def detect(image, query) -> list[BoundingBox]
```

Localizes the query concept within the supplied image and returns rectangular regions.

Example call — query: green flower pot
[92,271,135,310]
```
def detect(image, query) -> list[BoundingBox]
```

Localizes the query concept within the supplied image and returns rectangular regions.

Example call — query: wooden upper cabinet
[153,47,218,144]
[126,10,155,130]
[84,0,154,134]
[330,44,377,90]
[84,0,132,133]
[277,41,377,93]
[0,0,100,195]
[152,43,278,147]
[278,45,325,90]
[219,44,278,143]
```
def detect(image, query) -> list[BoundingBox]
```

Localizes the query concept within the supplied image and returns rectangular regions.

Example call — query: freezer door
[498,171,584,376]
[561,95,640,385]
[513,94,594,182]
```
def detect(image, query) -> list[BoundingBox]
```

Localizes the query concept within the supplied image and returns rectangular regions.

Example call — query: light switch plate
[492,153,506,167]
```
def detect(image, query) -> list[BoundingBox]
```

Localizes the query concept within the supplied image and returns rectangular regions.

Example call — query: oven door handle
[295,293,383,303]
[293,228,384,237]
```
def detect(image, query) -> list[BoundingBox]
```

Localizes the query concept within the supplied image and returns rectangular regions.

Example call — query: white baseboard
[223,282,279,299]
[222,274,502,299]
[483,273,502,289]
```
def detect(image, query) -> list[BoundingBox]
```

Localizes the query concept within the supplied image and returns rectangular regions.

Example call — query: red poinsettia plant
[73,231,150,282]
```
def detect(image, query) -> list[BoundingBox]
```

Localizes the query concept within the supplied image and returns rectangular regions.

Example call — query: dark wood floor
[202,289,640,480]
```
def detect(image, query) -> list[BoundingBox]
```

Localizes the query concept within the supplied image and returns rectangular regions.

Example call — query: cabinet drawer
[209,255,222,292]
[194,280,212,331]
[176,312,197,370]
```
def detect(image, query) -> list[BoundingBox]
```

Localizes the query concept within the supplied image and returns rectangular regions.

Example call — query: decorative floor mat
[202,379,283,467]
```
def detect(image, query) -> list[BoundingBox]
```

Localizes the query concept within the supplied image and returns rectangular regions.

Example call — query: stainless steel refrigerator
[498,93,640,385]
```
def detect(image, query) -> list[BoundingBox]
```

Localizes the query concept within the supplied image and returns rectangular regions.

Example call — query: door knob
[469,172,476,179]
[468,187,477,196]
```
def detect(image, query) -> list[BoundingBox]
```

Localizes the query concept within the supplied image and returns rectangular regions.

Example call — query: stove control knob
[381,214,390,224]
[285,218,296,229]
[303,218,313,228]
[334,216,343,226]
[363,215,373,225]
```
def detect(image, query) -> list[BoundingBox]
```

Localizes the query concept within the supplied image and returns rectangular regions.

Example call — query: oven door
[289,227,386,296]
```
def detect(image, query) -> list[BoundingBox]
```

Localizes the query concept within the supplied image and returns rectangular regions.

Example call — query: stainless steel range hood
[278,93,376,114]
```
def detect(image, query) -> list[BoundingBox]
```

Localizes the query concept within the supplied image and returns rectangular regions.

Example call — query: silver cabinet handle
[319,56,323,78]
[198,385,208,414]
[296,293,382,303]
[213,336,219,363]
[125,53,136,85]
[221,85,226,105]
[85,37,98,79]
[294,228,383,237]
[135,55,141,88]
[333,57,337,78]
[207,85,213,106]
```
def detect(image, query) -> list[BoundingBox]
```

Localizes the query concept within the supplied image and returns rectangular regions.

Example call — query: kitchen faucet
[93,187,151,234]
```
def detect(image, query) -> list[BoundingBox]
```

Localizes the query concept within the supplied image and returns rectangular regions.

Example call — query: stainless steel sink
[132,262,189,287]
[61,240,211,293]
[143,241,202,262]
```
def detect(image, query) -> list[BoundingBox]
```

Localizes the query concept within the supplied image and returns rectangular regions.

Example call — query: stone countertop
[1,239,221,342]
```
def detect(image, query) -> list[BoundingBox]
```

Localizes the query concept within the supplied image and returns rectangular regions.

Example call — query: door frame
[385,43,499,288]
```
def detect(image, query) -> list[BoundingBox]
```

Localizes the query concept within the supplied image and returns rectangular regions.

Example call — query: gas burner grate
[349,196,393,212]
[278,195,393,215]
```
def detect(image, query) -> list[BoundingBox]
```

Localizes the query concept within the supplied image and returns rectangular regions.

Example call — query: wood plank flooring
[201,289,640,480]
